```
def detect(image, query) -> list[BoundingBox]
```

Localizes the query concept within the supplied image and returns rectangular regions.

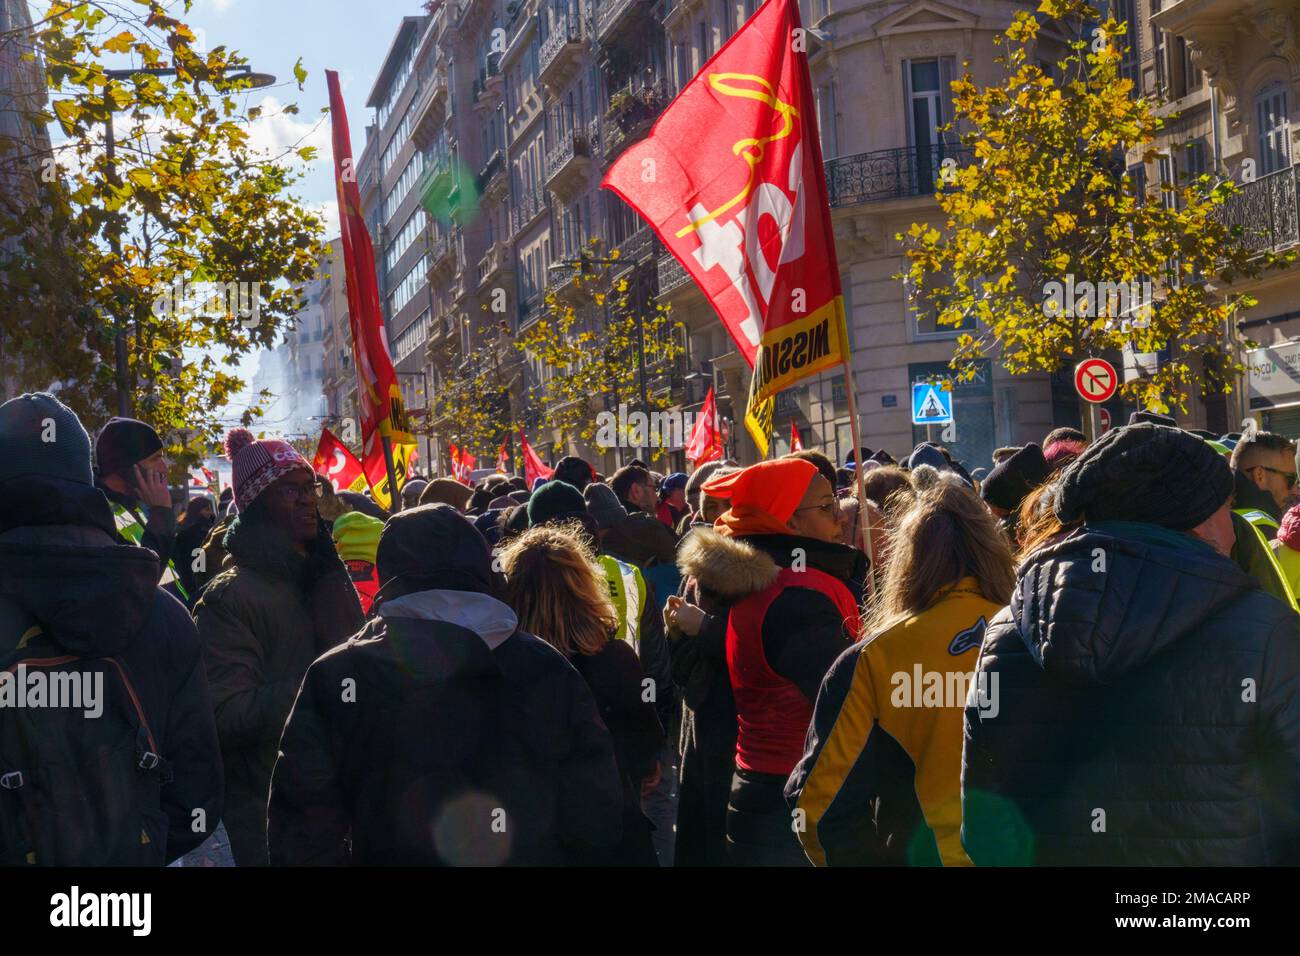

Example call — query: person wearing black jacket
[963,424,1300,865]
[0,393,223,864]
[501,523,664,866]
[269,505,624,865]
[670,458,867,866]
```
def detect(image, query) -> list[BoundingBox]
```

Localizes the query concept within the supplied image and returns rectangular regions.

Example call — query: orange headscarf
[701,458,818,538]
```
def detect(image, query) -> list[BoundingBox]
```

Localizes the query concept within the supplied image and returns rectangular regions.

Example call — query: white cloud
[244,95,331,167]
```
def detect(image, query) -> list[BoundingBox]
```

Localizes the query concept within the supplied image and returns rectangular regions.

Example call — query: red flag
[602,0,848,449]
[790,419,803,452]
[327,70,412,509]
[685,386,723,465]
[312,427,367,493]
[449,444,477,485]
[496,441,509,474]
[519,430,554,487]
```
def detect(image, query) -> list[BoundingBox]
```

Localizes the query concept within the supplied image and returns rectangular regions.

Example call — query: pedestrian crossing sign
[911,382,953,425]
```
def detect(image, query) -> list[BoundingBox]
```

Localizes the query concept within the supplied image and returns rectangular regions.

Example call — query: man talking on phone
[94,416,186,601]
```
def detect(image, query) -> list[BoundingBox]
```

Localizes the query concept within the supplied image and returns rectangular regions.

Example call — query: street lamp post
[100,65,276,418]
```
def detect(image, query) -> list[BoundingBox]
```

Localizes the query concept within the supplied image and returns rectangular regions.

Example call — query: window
[1178,36,1201,95]
[816,83,837,157]
[720,0,734,40]
[1257,83,1291,175]
[1127,162,1147,201]
[1182,138,1208,181]
[904,58,955,191]
[698,21,710,70]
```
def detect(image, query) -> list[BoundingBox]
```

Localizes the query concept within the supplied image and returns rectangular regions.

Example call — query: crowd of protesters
[3,390,1300,867]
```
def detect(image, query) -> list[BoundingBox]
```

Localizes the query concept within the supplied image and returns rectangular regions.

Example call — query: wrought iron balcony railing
[656,253,692,295]
[545,128,591,183]
[1214,163,1300,254]
[823,144,973,207]
[540,16,584,76]
[511,187,548,234]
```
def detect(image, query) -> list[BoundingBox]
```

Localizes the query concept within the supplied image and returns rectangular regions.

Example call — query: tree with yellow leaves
[899,0,1288,416]
[515,240,685,459]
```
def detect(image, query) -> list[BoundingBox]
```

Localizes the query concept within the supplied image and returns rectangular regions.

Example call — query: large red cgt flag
[312,427,367,493]
[327,70,413,502]
[684,385,723,465]
[602,0,848,453]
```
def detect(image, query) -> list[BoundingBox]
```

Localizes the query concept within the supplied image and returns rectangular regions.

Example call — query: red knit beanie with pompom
[225,426,313,513]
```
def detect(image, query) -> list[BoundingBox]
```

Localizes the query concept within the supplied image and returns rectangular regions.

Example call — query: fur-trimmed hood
[676,528,780,600]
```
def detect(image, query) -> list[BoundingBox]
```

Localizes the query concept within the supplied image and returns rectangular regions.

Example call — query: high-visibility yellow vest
[112,502,189,602]
[1234,508,1297,612]
[599,553,646,651]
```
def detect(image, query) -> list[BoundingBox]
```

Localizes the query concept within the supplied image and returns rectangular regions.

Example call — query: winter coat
[193,514,363,866]
[786,579,1003,866]
[569,639,664,865]
[0,476,223,863]
[97,479,176,580]
[172,514,214,602]
[269,589,624,865]
[602,510,678,570]
[963,522,1300,865]
[670,529,865,864]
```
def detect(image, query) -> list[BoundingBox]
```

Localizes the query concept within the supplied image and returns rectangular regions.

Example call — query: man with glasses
[1227,430,1300,611]
[193,428,364,866]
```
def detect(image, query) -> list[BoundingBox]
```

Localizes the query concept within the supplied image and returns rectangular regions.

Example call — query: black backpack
[0,608,170,866]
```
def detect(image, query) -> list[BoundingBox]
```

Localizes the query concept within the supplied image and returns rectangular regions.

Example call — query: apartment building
[346,0,1070,476]
[1131,0,1300,437]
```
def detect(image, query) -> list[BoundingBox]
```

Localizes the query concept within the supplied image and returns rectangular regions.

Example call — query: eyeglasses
[276,482,322,504]
[794,500,839,518]
[1253,465,1298,489]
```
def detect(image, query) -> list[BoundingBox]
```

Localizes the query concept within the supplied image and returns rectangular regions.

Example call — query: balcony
[429,229,457,279]
[417,150,454,214]
[511,187,548,235]
[823,145,973,207]
[1214,163,1300,255]
[596,0,655,44]
[410,66,450,149]
[601,79,670,164]
[539,16,585,91]
[477,149,506,204]
[611,226,657,274]
[477,240,514,289]
[656,253,694,298]
[545,127,592,200]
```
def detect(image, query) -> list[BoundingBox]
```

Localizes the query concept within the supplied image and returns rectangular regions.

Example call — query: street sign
[1075,358,1118,404]
[911,382,953,425]
[1099,407,1112,432]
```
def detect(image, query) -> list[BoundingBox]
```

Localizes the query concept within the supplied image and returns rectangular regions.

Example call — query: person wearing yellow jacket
[1272,503,1300,603]
[785,467,1016,866]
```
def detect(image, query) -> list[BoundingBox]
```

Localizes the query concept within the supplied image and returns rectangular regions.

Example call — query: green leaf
[293,58,307,89]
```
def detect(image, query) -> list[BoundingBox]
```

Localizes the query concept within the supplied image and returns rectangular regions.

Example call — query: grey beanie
[583,481,628,530]
[0,392,93,486]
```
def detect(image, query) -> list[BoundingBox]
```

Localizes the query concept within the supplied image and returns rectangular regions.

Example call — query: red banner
[790,419,803,452]
[602,0,848,449]
[313,427,367,493]
[685,386,724,465]
[449,443,477,485]
[326,70,413,461]
[519,430,554,488]
[496,441,509,475]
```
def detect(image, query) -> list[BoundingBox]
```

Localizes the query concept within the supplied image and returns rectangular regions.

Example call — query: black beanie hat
[981,442,1050,512]
[95,416,164,478]
[1128,409,1178,428]
[1056,424,1233,530]
[552,455,595,491]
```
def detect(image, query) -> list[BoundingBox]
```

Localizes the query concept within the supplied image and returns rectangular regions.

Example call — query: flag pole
[840,354,877,601]
[381,434,401,514]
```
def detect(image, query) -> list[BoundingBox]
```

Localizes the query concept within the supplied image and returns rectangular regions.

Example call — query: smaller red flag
[449,443,477,485]
[313,427,367,492]
[685,386,723,465]
[496,441,509,475]
[519,430,554,487]
[790,420,804,452]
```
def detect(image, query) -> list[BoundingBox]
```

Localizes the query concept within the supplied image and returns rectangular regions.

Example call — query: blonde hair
[499,523,618,657]
[863,469,1015,636]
